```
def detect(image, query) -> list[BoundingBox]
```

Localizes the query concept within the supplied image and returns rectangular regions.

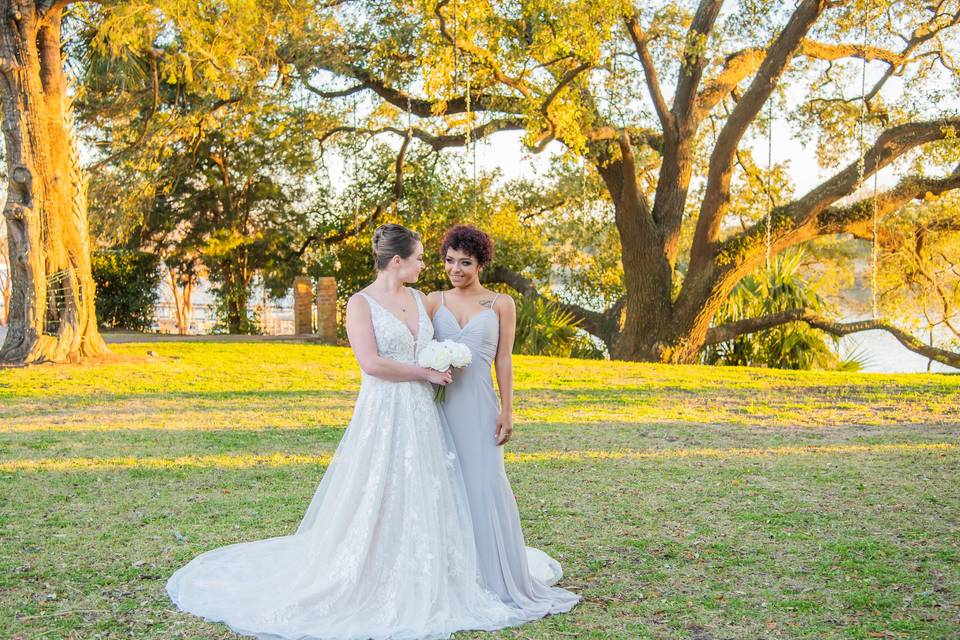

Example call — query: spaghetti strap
[440,291,446,306]
[491,293,500,307]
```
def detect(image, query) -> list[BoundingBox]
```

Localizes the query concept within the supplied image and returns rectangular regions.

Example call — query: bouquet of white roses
[418,339,472,402]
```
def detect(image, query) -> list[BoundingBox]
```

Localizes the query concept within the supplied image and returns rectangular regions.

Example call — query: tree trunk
[0,237,9,325]
[167,267,194,335]
[1,273,9,324]
[0,2,107,363]
[663,287,728,364]
[591,144,757,364]
[220,249,251,334]
[595,149,674,361]
[227,288,246,334]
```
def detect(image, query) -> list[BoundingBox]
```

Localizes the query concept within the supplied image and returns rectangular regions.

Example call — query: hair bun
[371,224,421,271]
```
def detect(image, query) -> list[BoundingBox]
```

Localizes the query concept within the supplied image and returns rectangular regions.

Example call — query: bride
[166,224,534,639]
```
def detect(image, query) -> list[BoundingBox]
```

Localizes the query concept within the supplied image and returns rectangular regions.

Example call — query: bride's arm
[492,295,517,445]
[345,295,452,384]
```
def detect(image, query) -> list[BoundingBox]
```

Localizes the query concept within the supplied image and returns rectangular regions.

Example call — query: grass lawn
[1,342,958,639]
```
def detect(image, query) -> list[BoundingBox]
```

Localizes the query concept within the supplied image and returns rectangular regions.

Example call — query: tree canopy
[3,0,958,367]
[283,0,960,365]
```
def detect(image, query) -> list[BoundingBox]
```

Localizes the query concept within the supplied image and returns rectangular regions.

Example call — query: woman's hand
[495,410,513,445]
[423,368,453,385]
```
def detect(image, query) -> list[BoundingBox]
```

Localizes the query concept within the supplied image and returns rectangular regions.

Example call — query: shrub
[91,250,161,331]
[513,296,587,358]
[703,248,859,370]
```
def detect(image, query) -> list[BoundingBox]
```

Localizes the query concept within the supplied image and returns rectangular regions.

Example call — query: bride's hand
[423,368,453,385]
[495,411,513,445]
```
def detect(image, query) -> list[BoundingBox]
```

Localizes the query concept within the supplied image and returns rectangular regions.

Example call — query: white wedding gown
[166,290,538,639]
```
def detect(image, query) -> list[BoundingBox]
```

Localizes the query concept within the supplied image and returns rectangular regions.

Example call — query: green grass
[1,342,958,639]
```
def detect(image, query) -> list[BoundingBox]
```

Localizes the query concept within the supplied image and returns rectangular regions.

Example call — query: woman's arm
[345,294,452,384]
[492,294,517,445]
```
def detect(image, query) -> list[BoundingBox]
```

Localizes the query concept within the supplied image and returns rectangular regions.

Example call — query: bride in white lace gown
[166,224,534,639]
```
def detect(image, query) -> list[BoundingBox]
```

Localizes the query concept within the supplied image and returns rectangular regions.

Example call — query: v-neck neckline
[441,303,495,333]
[363,287,421,342]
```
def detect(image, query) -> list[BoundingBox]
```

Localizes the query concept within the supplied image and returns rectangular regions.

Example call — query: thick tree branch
[625,14,673,133]
[318,56,593,157]
[676,125,960,356]
[696,48,764,117]
[706,308,960,369]
[791,119,960,231]
[697,25,958,119]
[320,117,526,150]
[313,61,524,116]
[647,0,723,267]
[691,1,832,267]
[586,126,663,151]
[697,42,907,117]
[798,40,908,65]
[485,265,621,345]
[300,80,366,99]
[615,130,655,225]
[672,0,725,124]
[710,161,960,286]
[817,167,960,238]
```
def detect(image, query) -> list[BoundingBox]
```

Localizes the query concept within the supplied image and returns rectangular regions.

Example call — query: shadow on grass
[2,387,359,408]
[2,446,958,639]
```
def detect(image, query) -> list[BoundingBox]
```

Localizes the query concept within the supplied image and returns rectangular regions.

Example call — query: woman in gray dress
[426,224,580,619]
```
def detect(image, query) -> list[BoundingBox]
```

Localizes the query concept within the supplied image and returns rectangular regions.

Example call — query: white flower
[417,340,452,371]
[419,339,473,403]
[441,340,472,368]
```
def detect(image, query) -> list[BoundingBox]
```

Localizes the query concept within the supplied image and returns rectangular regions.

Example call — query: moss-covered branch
[707,308,960,369]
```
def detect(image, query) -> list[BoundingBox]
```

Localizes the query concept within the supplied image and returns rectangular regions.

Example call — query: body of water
[837,330,953,374]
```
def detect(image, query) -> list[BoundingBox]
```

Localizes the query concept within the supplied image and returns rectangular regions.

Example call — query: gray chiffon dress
[433,292,580,618]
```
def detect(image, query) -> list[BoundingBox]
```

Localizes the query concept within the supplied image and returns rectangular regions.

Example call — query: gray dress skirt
[433,293,580,618]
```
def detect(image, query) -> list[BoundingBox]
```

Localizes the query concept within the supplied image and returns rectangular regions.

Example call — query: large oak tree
[300,0,960,366]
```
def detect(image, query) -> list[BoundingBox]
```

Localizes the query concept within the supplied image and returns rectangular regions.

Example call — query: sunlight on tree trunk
[0,2,107,363]
[1,220,10,325]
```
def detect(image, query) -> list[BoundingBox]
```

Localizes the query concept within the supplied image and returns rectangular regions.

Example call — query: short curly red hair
[441,224,494,268]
